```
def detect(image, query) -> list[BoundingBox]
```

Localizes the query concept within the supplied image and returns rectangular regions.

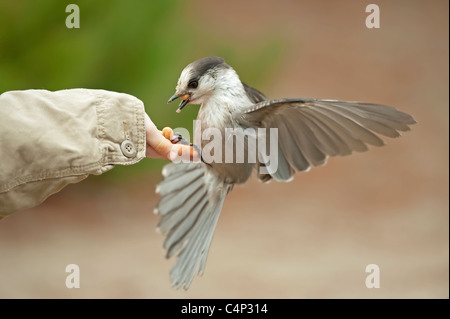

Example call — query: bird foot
[171,132,202,162]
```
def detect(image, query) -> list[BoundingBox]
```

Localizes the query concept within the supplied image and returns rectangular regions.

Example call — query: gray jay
[156,56,415,289]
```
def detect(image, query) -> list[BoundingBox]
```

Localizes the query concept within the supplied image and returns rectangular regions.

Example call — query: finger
[172,144,199,162]
[147,133,178,160]
[146,144,166,160]
[162,127,173,140]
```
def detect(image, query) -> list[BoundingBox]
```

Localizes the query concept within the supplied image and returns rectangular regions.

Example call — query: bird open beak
[168,92,191,113]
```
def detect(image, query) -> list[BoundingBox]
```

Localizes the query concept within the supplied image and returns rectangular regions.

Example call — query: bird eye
[188,80,198,89]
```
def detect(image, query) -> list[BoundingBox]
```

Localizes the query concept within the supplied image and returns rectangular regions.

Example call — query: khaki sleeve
[0,89,146,217]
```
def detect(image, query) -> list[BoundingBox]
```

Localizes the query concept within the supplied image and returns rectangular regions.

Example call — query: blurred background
[0,0,448,298]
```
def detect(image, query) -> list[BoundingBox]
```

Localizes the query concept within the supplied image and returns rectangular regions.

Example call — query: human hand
[144,112,197,161]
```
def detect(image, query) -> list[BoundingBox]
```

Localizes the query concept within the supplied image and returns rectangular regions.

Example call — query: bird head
[168,56,234,113]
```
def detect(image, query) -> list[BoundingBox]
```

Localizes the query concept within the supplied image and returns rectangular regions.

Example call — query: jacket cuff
[92,90,146,173]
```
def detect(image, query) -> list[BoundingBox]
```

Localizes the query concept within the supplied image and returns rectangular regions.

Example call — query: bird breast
[196,99,255,184]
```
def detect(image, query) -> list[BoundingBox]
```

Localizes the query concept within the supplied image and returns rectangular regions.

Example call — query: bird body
[193,62,259,184]
[157,56,416,289]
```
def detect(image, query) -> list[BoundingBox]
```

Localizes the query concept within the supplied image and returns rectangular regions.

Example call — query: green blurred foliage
[0,0,286,181]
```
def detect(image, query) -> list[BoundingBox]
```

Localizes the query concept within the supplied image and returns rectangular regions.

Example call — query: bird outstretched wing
[155,162,230,289]
[239,98,416,182]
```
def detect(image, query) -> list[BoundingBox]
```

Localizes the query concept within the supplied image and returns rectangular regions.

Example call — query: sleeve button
[120,140,137,158]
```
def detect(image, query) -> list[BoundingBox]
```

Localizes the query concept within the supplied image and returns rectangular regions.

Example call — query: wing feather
[240,98,415,181]
[284,110,328,166]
